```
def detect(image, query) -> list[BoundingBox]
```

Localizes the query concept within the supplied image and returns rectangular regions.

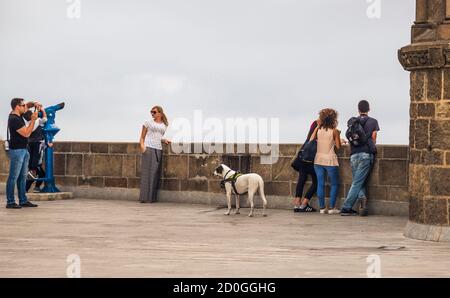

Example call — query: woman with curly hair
[309,108,344,214]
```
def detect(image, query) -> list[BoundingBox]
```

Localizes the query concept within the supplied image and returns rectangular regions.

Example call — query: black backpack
[346,117,369,147]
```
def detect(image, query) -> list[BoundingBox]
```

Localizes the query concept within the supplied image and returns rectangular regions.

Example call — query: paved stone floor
[0,197,449,277]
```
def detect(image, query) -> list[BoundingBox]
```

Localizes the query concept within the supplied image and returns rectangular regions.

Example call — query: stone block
[163,155,188,179]
[250,156,272,181]
[122,155,136,177]
[54,154,66,176]
[436,101,450,118]
[410,149,423,164]
[424,198,449,225]
[208,180,223,193]
[410,196,425,224]
[427,69,442,101]
[94,155,123,177]
[78,176,104,188]
[388,186,409,202]
[409,164,430,196]
[446,152,450,165]
[383,146,408,159]
[338,158,352,185]
[105,177,128,188]
[159,179,179,191]
[430,167,450,196]
[414,119,430,149]
[53,142,71,153]
[430,120,450,150]
[367,186,388,201]
[55,176,78,187]
[181,179,208,192]
[0,149,10,174]
[424,150,444,165]
[0,174,8,182]
[127,143,141,155]
[83,154,95,176]
[109,143,128,154]
[410,103,418,118]
[265,182,290,196]
[379,160,408,186]
[91,143,108,153]
[279,144,299,157]
[444,69,450,100]
[66,154,82,176]
[71,143,90,153]
[410,120,415,148]
[136,155,141,177]
[272,157,297,182]
[410,71,426,101]
[127,178,140,189]
[417,103,435,118]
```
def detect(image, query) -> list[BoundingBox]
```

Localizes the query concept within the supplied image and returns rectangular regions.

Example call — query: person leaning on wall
[138,106,171,204]
[5,98,39,209]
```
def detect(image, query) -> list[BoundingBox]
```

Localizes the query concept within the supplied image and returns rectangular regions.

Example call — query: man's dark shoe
[19,201,38,208]
[6,203,22,209]
[341,208,358,216]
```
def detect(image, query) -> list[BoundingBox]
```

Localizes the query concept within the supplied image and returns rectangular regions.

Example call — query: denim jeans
[6,149,30,205]
[342,153,374,210]
[314,165,340,209]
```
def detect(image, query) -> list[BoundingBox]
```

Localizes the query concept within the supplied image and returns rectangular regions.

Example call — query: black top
[7,114,28,150]
[350,115,380,155]
[29,125,44,143]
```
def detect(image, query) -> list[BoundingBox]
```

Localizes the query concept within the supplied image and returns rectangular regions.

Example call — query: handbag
[300,139,317,163]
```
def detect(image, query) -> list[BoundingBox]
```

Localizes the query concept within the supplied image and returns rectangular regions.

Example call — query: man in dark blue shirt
[341,100,380,216]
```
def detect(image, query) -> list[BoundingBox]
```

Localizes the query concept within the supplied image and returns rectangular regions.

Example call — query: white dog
[213,164,268,217]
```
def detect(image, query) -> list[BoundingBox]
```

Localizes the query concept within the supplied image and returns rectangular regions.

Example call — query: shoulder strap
[6,114,10,142]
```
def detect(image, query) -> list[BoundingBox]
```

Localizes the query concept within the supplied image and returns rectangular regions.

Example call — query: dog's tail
[258,177,268,209]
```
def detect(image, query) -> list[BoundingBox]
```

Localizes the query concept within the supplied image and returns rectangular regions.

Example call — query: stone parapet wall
[0,141,409,214]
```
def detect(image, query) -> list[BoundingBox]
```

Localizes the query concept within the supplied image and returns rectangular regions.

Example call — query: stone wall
[0,141,409,215]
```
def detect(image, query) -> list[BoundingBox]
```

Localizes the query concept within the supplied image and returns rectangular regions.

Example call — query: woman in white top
[139,106,170,203]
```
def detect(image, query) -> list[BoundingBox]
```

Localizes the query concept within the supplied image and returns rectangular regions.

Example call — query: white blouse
[143,119,167,150]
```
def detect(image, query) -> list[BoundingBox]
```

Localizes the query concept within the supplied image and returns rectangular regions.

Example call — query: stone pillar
[399,0,450,242]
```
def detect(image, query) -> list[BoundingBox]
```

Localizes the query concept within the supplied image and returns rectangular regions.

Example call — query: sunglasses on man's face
[151,110,158,115]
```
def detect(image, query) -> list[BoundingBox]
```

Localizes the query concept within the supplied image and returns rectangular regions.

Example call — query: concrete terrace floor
[0,197,449,278]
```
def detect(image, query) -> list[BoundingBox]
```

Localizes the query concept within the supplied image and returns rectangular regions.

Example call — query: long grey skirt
[139,147,163,202]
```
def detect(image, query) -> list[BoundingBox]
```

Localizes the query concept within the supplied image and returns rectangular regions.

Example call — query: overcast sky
[0,0,414,144]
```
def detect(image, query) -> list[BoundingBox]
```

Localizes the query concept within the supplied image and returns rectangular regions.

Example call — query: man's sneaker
[6,203,22,209]
[294,207,301,213]
[328,208,341,215]
[341,208,358,216]
[319,208,328,214]
[27,171,37,180]
[299,205,316,213]
[359,197,369,217]
[19,201,38,208]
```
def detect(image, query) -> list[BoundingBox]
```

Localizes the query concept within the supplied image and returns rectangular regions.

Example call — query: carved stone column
[399,0,450,242]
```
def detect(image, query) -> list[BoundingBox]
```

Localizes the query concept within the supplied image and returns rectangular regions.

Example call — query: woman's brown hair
[318,108,338,130]
[152,106,169,127]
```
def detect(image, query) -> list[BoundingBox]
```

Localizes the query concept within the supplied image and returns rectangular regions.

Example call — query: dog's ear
[215,165,223,174]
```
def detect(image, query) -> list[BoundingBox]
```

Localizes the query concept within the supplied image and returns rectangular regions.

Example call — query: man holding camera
[5,98,39,209]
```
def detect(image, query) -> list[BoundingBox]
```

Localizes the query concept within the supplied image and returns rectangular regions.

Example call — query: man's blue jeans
[342,153,374,210]
[6,149,30,205]
[314,165,340,209]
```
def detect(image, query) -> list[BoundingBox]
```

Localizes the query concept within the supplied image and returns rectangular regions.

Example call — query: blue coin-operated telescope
[40,102,65,193]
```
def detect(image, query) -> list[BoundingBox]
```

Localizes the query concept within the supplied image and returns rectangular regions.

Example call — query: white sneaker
[328,208,341,215]
[320,208,328,214]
